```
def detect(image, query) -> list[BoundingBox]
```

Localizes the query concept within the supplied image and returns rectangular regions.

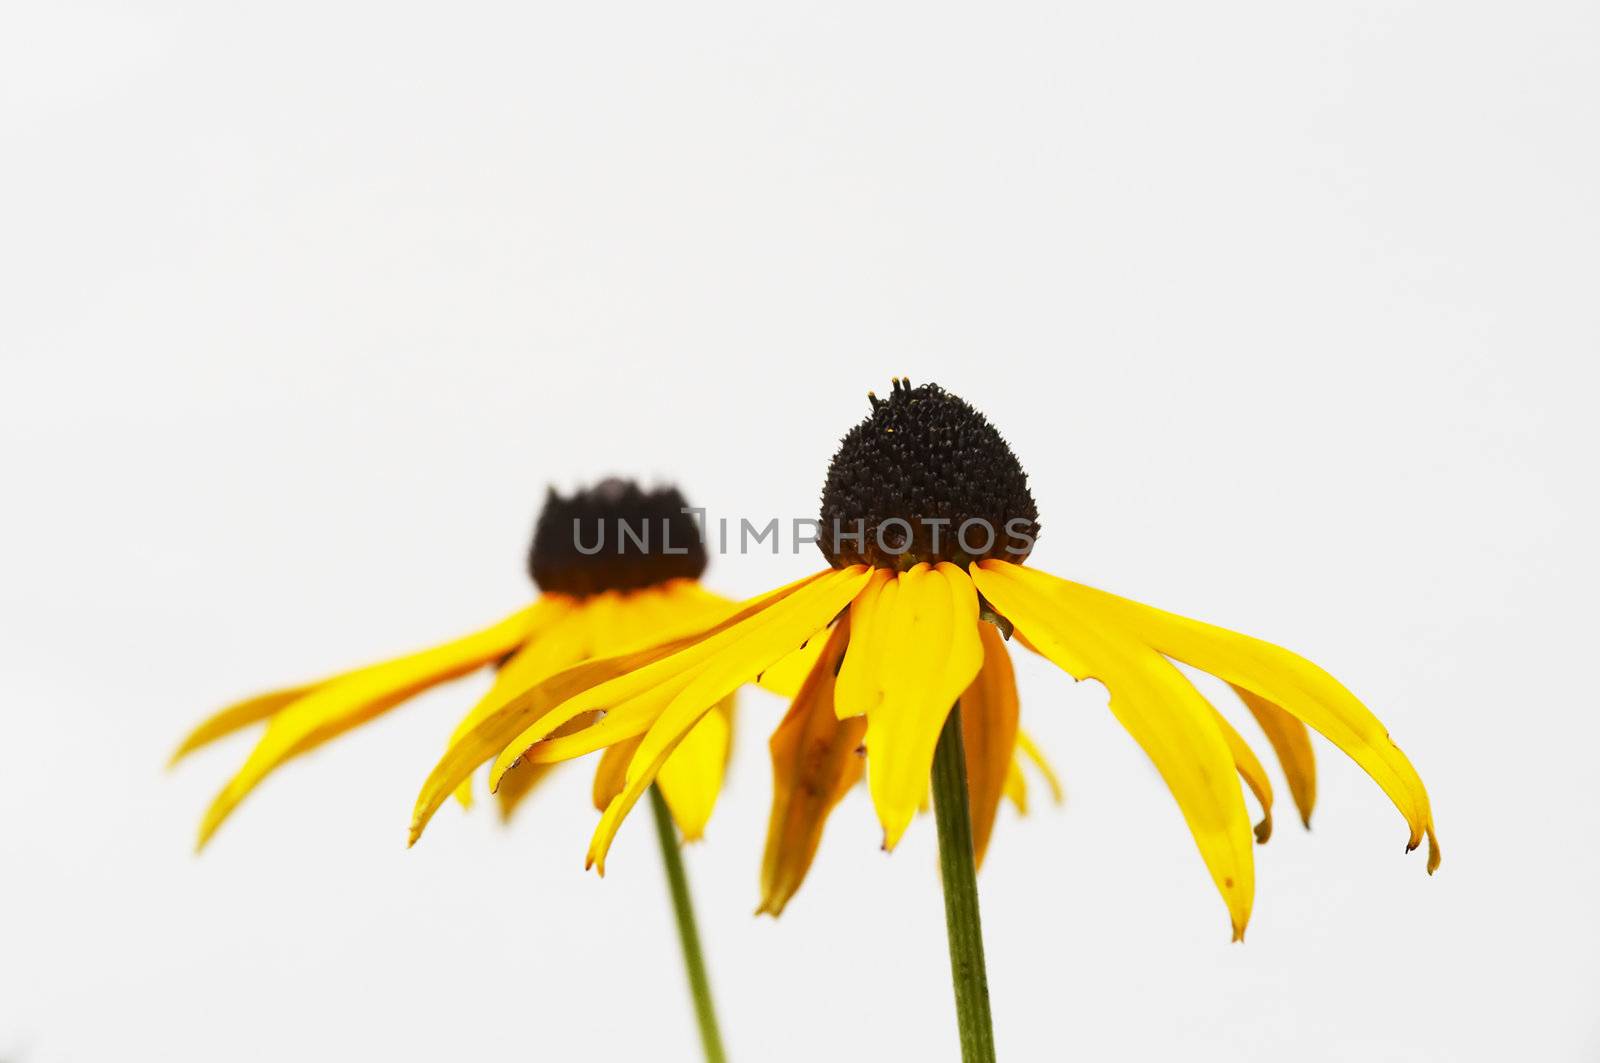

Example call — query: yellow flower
[173,480,737,849]
[410,382,1439,939]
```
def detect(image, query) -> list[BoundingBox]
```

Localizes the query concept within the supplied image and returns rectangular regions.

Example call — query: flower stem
[931,702,998,1063]
[649,784,728,1063]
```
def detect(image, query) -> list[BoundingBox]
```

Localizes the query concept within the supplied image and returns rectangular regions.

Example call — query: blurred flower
[173,480,737,849]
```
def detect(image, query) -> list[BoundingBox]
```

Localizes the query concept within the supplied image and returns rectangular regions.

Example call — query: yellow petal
[655,695,736,840]
[583,567,873,874]
[1210,707,1275,844]
[409,570,836,844]
[960,622,1021,866]
[170,684,322,767]
[971,562,1255,940]
[592,734,644,811]
[1016,729,1064,805]
[492,709,602,822]
[1233,685,1317,829]
[492,761,557,821]
[758,620,863,916]
[1001,561,1437,867]
[832,567,896,719]
[1003,759,1029,814]
[850,563,985,852]
[756,632,829,698]
[196,605,537,850]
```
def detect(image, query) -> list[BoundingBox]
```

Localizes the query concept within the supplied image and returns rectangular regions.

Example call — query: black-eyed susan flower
[173,479,739,849]
[410,381,1439,946]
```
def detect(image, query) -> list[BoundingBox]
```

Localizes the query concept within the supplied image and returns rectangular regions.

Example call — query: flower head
[412,384,1439,939]
[173,479,736,848]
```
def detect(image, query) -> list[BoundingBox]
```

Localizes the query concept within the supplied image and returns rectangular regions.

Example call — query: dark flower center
[529,479,707,596]
[818,379,1040,570]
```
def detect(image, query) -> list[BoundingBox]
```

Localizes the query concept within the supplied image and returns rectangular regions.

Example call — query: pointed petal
[758,621,863,915]
[960,622,1021,866]
[997,561,1436,862]
[1003,759,1029,814]
[851,563,986,852]
[1233,685,1317,829]
[1016,729,1064,805]
[170,684,322,766]
[196,606,536,849]
[655,695,736,840]
[1210,708,1275,843]
[971,562,1255,940]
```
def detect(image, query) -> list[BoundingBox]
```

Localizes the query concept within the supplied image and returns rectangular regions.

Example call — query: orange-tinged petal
[583,567,873,873]
[849,563,985,852]
[1234,685,1317,829]
[758,620,863,915]
[961,622,1021,866]
[972,562,1255,940]
[196,605,538,849]
[999,561,1437,869]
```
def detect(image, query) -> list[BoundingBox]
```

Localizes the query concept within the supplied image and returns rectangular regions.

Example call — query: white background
[3,2,1596,1060]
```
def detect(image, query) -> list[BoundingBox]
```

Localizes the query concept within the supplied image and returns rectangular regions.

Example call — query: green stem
[931,702,998,1063]
[649,784,728,1063]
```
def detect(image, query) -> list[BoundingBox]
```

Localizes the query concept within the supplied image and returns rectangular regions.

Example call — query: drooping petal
[1003,760,1029,814]
[592,734,644,811]
[846,563,985,852]
[1209,707,1275,844]
[409,570,835,844]
[758,620,863,916]
[832,567,896,720]
[196,605,538,849]
[1233,685,1317,829]
[169,684,322,767]
[655,695,736,840]
[581,567,874,873]
[995,561,1437,871]
[960,622,1021,866]
[971,562,1255,940]
[1016,729,1064,805]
